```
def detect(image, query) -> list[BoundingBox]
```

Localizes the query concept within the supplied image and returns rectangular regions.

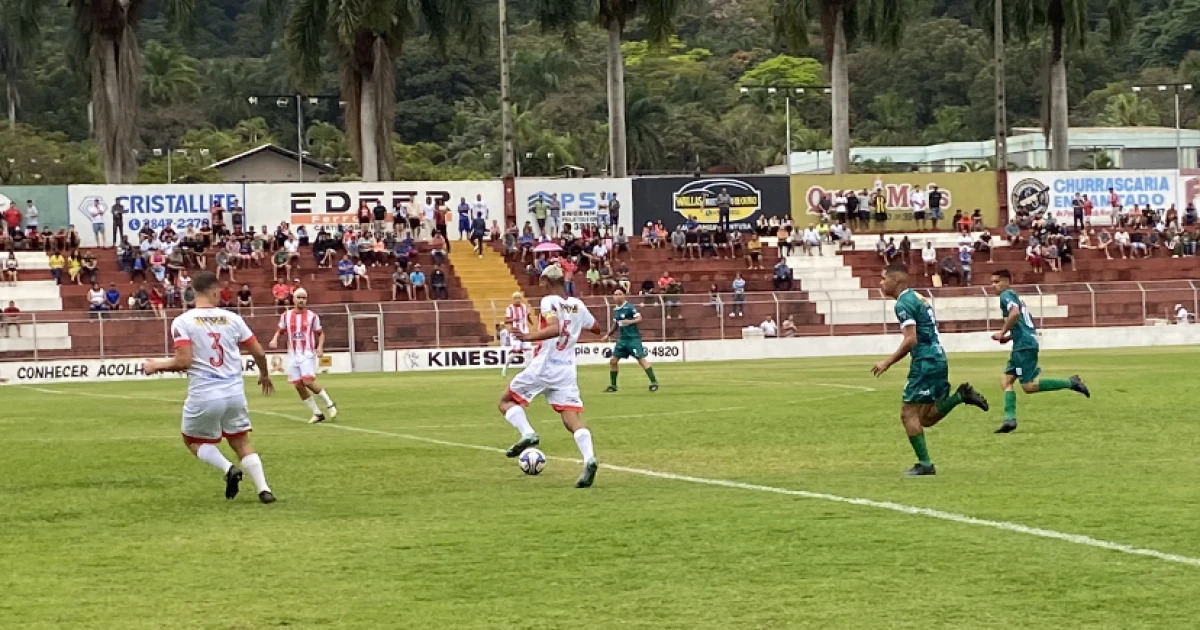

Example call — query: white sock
[195,443,233,473]
[303,397,320,414]
[241,453,270,493]
[504,405,535,437]
[317,389,334,407]
[573,428,596,462]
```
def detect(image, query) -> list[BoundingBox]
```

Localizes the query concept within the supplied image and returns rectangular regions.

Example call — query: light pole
[1131,83,1194,169]
[739,84,831,175]
[248,93,339,183]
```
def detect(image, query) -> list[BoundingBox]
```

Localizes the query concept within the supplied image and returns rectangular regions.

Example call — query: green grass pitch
[3,348,1200,629]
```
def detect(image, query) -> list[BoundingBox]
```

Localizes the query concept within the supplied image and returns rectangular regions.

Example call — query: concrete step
[0,280,62,301]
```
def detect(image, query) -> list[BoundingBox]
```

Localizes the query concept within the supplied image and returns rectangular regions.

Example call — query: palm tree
[536,0,685,178]
[624,95,667,172]
[68,0,196,183]
[234,117,275,146]
[266,0,482,182]
[1098,92,1159,127]
[772,0,910,174]
[0,0,42,130]
[512,48,579,104]
[975,0,1132,170]
[142,41,200,106]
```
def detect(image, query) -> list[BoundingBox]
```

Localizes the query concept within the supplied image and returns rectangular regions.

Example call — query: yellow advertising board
[788,172,1000,230]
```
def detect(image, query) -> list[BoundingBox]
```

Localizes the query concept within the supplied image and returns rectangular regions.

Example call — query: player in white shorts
[498,264,603,488]
[144,271,277,504]
[501,292,533,375]
[269,288,338,423]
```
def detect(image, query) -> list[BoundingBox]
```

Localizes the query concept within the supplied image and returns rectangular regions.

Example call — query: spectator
[272,248,292,281]
[86,282,106,315]
[1129,231,1148,259]
[971,208,985,230]
[773,258,794,290]
[87,199,107,247]
[218,282,235,307]
[430,265,449,300]
[431,232,449,265]
[1059,235,1076,271]
[899,235,912,265]
[547,194,562,237]
[359,231,377,266]
[531,195,548,237]
[910,185,927,230]
[237,284,253,309]
[1097,228,1114,259]
[802,224,821,256]
[372,199,387,234]
[712,228,731,259]
[23,200,38,235]
[1186,202,1197,227]
[230,199,245,234]
[164,282,179,309]
[104,283,121,310]
[915,242,936,278]
[391,264,413,301]
[975,232,994,262]
[716,188,732,231]
[746,233,763,269]
[1176,304,1191,324]
[296,225,310,247]
[133,283,150,311]
[614,226,630,255]
[698,230,716,259]
[684,224,701,259]
[781,315,797,337]
[959,247,974,284]
[832,222,854,251]
[272,278,292,308]
[760,315,778,337]
[875,234,888,262]
[67,251,83,284]
[1025,243,1043,274]
[1004,219,1022,248]
[707,283,723,315]
[928,184,944,230]
[215,248,236,281]
[670,225,686,259]
[469,212,487,256]
[730,273,746,318]
[957,229,973,255]
[940,255,963,285]
[335,255,354,288]
[776,224,792,257]
[586,265,601,293]
[489,220,501,243]
[642,222,659,249]
[2,252,17,284]
[410,264,427,300]
[884,237,898,263]
[395,236,414,271]
[561,257,577,297]
[1071,193,1085,231]
[210,200,226,238]
[956,210,972,233]
[356,200,372,234]
[657,271,675,293]
[1078,230,1093,249]
[1114,228,1131,259]
[664,279,683,320]
[1,301,19,337]
[871,188,888,230]
[729,229,744,257]
[284,234,301,267]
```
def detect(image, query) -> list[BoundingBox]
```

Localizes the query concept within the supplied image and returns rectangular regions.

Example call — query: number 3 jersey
[171,307,257,400]
[530,295,596,374]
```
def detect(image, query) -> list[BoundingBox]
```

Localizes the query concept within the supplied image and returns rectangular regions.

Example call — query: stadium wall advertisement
[392,341,685,372]
[630,176,790,232]
[1005,170,1184,226]
[68,184,248,247]
[0,185,70,229]
[0,353,350,385]
[788,173,999,230]
[1181,169,1200,211]
[512,178,634,234]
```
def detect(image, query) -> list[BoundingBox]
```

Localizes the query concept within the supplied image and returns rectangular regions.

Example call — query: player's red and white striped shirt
[278,309,323,358]
[505,303,530,334]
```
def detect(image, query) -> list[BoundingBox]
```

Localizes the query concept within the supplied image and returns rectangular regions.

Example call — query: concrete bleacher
[0,252,72,353]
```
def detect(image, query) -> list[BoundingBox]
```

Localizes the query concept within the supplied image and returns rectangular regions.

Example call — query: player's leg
[306,371,338,418]
[605,351,621,392]
[223,400,275,504]
[900,403,936,476]
[182,398,243,499]
[910,360,988,428]
[1019,349,1089,398]
[635,351,658,391]
[997,371,1020,433]
[499,372,542,457]
[549,384,597,488]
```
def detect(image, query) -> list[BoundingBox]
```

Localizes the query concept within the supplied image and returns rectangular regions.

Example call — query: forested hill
[3,0,1198,183]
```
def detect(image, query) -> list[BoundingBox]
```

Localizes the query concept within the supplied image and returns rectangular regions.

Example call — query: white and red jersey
[505,303,530,334]
[171,308,255,400]
[531,295,595,369]
[278,309,322,359]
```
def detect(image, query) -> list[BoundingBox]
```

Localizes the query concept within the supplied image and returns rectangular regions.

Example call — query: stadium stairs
[446,240,524,341]
[0,252,71,354]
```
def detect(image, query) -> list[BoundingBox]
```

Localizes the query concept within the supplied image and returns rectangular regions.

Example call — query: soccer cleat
[505,433,540,458]
[1070,375,1090,398]
[905,463,937,476]
[224,465,243,500]
[995,419,1018,434]
[258,490,276,504]
[576,458,599,488]
[604,386,618,393]
[956,383,990,412]
[326,404,339,419]
[649,383,659,392]
[309,413,326,424]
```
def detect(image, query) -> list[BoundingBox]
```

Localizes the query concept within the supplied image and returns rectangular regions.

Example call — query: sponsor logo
[288,188,455,225]
[405,349,526,369]
[673,178,761,224]
[1011,178,1051,214]
[803,181,956,214]
[526,190,616,226]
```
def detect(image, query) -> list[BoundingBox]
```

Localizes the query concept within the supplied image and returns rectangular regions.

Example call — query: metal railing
[1,281,1196,360]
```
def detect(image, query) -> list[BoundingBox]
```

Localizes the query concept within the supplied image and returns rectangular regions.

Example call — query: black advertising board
[631,175,791,231]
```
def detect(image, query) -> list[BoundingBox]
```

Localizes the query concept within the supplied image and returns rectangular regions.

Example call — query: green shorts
[903,358,951,404]
[1005,348,1041,384]
[612,339,648,360]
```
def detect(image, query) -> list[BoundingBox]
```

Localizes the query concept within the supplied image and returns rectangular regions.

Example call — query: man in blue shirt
[457,197,471,240]
[394,237,413,271]
[337,255,355,288]
[410,264,427,300]
[104,283,121,310]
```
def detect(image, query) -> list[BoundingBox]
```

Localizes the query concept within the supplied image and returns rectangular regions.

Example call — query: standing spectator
[855,189,871,231]
[24,200,38,236]
[4,201,22,238]
[715,188,732,232]
[871,189,888,230]
[3,252,17,284]
[356,200,372,233]
[1,301,19,338]
[455,197,472,240]
[664,278,683,319]
[104,283,121,311]
[532,195,548,237]
[471,194,489,224]
[609,192,621,229]
[410,264,427,300]
[430,265,449,299]
[470,212,487,256]
[237,284,253,309]
[372,199,387,234]
[927,185,944,231]
[910,185,927,230]
[548,193,562,237]
[730,273,746,318]
[272,278,292,307]
[561,257,577,297]
[597,192,610,230]
[230,199,245,234]
[1071,193,1085,232]
[832,190,848,225]
[209,200,225,238]
[707,283,723,315]
[435,200,450,241]
[759,315,778,337]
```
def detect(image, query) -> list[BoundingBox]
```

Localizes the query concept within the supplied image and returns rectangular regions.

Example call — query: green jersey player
[872,263,989,476]
[990,270,1090,433]
[602,289,659,392]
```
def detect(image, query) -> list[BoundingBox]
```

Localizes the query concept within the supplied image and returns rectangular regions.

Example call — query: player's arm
[992,302,1020,342]
[269,315,285,349]
[521,313,561,343]
[872,322,917,377]
[315,327,325,357]
[144,342,193,375]
[242,335,275,395]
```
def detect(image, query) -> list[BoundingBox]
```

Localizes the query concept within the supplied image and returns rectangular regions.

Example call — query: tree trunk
[359,74,380,183]
[91,24,141,184]
[830,6,851,175]
[606,18,628,178]
[1048,2,1070,171]
[498,0,515,178]
[6,75,15,130]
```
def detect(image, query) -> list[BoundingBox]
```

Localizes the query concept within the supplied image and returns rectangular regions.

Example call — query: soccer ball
[518,448,546,475]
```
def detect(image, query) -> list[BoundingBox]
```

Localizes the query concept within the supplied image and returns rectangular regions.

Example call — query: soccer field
[3,348,1199,629]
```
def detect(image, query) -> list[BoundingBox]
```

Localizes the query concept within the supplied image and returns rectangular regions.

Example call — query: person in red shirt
[4,204,21,238]
[219,282,235,308]
[559,256,577,297]
[2,301,20,338]
[272,279,292,308]
[657,271,675,291]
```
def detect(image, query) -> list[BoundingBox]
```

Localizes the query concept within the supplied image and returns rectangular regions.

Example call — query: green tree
[624,94,667,172]
[1098,92,1160,126]
[68,0,197,183]
[142,41,200,106]
[737,54,824,88]
[0,0,43,129]
[266,0,484,182]
[773,0,913,174]
[0,124,101,184]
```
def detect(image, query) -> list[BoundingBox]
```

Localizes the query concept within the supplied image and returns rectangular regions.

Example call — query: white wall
[0,352,352,385]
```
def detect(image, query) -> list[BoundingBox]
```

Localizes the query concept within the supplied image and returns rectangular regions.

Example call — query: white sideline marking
[21,386,1200,569]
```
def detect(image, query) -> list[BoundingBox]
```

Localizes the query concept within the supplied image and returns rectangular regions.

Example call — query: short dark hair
[192,270,219,295]
[884,262,908,277]
[993,269,1012,281]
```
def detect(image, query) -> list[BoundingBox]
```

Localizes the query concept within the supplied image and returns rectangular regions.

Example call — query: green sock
[645,367,657,384]
[609,371,618,388]
[1003,390,1017,420]
[934,391,963,417]
[908,433,932,466]
[1038,378,1072,392]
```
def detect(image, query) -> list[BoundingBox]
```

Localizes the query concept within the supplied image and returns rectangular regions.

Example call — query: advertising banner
[1180,169,1200,211]
[67,184,247,247]
[789,172,1000,230]
[0,352,349,385]
[1006,170,1182,226]
[243,181,504,238]
[0,185,70,230]
[631,175,790,232]
[512,178,634,234]
[393,341,684,372]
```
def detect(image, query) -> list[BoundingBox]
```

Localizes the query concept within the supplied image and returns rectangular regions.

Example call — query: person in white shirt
[498,264,604,488]
[910,187,927,229]
[1175,304,1191,324]
[1114,229,1130,259]
[24,201,38,234]
[802,225,822,256]
[353,259,371,289]
[921,241,938,277]
[471,194,489,224]
[957,230,973,253]
[88,199,108,247]
[87,283,106,313]
[760,316,778,337]
[144,271,277,504]
[269,289,338,423]
[832,222,854,250]
[284,235,300,265]
[423,197,437,236]
[597,192,610,229]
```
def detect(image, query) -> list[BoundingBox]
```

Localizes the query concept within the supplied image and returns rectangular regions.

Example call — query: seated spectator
[1,301,19,338]
[165,246,185,281]
[1078,230,1093,249]
[87,282,107,315]
[394,236,413,271]
[684,226,701,259]
[2,252,17,284]
[273,248,292,281]
[272,278,292,307]
[957,211,972,232]
[959,247,974,284]
[67,251,83,284]
[134,284,150,311]
[1113,228,1131,259]
[657,271,675,292]
[776,225,792,257]
[639,279,656,307]
[1147,230,1163,256]
[598,262,616,291]
[104,283,121,310]
[971,209,985,230]
[489,220,501,243]
[337,255,355,288]
[1129,231,1147,259]
[1043,241,1060,272]
[759,315,778,338]
[670,225,686,259]
[1025,243,1043,274]
[940,255,963,285]
[884,237,898,262]
[614,227,629,254]
[1059,235,1076,271]
[1186,202,1198,227]
[712,228,731,259]
[430,265,449,300]
[1097,228,1114,259]
[431,233,448,266]
[832,222,854,250]
[643,222,659,249]
[250,232,267,267]
[182,282,197,309]
[284,234,301,267]
[218,282,235,308]
[215,249,236,281]
[410,264,427,300]
[745,233,763,269]
[1005,219,1022,247]
[974,232,994,262]
[237,284,253,308]
[296,225,309,247]
[371,233,387,266]
[391,264,413,301]
[585,266,601,293]
[663,279,683,320]
[773,258,794,291]
[190,235,207,269]
[586,239,609,267]
[698,230,715,258]
[875,234,888,262]
[802,225,821,256]
[779,314,798,337]
[164,282,179,309]
[148,284,165,318]
[1176,303,1191,324]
